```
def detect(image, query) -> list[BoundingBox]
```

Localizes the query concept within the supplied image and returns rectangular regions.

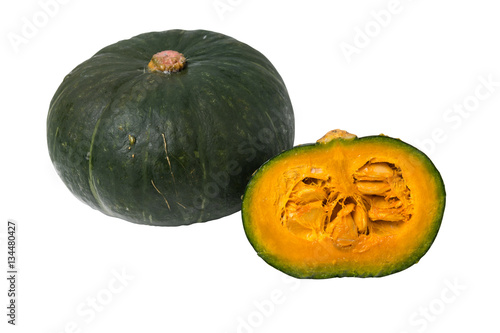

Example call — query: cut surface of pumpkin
[242,130,446,278]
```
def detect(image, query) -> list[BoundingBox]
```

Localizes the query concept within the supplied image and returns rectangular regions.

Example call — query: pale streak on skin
[162,133,176,185]
[151,179,171,210]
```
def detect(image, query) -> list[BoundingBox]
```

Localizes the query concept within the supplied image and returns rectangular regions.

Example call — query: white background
[2,0,499,332]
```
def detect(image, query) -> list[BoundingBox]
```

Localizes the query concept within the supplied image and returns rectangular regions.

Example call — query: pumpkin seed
[355,181,391,195]
[354,162,394,180]
[353,204,368,234]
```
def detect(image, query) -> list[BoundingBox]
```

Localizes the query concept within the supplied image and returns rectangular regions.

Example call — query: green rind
[47,29,294,226]
[242,135,446,278]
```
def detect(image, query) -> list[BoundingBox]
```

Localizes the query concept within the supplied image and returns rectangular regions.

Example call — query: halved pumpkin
[242,130,446,278]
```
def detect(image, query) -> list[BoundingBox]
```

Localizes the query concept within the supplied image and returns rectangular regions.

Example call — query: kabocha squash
[242,130,445,278]
[47,29,294,226]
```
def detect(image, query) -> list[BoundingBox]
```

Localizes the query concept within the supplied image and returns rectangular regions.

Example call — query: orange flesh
[245,133,443,273]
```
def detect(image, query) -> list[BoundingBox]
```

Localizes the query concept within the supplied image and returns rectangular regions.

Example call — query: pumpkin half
[242,130,445,278]
[47,29,294,226]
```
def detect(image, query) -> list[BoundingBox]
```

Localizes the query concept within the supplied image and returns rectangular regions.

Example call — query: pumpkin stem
[148,50,186,73]
[316,130,357,144]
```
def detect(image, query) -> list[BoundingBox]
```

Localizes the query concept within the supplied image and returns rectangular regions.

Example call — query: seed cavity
[281,161,413,248]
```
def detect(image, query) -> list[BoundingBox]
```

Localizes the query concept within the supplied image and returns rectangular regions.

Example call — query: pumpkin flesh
[242,130,445,278]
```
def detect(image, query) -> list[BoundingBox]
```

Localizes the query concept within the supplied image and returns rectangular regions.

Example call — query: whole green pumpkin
[47,29,294,226]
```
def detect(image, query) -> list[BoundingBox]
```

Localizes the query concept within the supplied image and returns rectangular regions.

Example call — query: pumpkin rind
[242,131,445,278]
[47,29,294,226]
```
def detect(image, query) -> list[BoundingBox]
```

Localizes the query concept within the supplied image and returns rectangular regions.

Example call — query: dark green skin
[47,29,294,226]
[242,135,446,278]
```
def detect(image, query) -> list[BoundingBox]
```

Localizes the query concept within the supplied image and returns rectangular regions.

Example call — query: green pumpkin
[47,29,294,226]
